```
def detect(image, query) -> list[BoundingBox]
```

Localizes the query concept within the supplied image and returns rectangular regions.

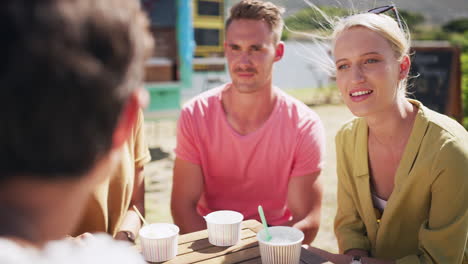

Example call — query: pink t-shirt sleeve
[290,115,326,178]
[175,108,201,165]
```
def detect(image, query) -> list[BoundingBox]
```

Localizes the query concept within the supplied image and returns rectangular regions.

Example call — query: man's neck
[221,83,277,135]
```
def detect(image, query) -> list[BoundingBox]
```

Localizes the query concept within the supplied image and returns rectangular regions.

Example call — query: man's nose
[238,52,252,65]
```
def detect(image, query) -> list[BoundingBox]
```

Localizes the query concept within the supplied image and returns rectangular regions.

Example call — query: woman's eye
[337,64,349,70]
[365,58,379,64]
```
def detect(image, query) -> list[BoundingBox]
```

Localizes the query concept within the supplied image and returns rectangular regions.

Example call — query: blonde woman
[305,5,468,264]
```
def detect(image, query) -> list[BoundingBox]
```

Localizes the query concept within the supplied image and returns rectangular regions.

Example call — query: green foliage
[284,7,425,33]
[413,28,449,41]
[443,18,468,34]
[284,6,348,31]
[448,32,468,53]
[281,29,289,41]
[462,53,468,129]
[285,85,341,106]
[399,10,425,31]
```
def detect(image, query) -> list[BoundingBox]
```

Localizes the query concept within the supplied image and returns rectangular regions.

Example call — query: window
[197,0,221,16]
[195,28,220,46]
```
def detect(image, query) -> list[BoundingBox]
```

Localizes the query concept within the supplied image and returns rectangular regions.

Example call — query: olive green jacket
[335,100,468,264]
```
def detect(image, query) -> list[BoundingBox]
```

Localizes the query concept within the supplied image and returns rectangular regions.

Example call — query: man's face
[224,19,283,93]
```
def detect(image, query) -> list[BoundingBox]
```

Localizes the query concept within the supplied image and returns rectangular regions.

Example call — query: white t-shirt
[0,234,146,264]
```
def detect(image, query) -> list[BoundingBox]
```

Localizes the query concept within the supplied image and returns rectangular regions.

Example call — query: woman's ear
[399,55,411,80]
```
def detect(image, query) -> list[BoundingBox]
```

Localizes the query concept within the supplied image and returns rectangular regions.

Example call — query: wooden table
[142,219,328,264]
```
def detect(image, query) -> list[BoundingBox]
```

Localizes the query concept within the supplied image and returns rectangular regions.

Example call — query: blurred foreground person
[73,108,151,244]
[0,0,153,263]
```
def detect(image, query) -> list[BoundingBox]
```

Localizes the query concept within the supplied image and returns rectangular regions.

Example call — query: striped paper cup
[257,226,304,264]
[139,223,179,262]
[205,210,244,246]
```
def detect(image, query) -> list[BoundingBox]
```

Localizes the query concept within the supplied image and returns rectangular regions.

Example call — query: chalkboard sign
[408,45,462,122]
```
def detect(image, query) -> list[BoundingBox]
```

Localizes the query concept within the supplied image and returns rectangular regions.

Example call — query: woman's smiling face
[334,26,405,117]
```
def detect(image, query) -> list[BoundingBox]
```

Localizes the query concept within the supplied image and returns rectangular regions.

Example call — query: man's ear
[112,89,146,150]
[399,55,411,80]
[274,41,284,62]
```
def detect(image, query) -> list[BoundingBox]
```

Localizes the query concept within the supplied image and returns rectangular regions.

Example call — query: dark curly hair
[0,0,153,180]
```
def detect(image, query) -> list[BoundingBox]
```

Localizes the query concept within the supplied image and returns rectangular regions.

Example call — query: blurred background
[140,0,468,253]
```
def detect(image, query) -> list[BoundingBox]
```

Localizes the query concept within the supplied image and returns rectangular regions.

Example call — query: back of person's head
[331,12,411,93]
[226,0,285,43]
[0,0,153,181]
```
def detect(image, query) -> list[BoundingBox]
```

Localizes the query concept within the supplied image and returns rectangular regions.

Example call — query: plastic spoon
[133,205,148,226]
[258,205,272,241]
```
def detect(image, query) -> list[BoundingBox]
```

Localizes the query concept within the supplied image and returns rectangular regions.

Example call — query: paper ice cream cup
[139,223,179,262]
[257,226,304,264]
[205,210,244,246]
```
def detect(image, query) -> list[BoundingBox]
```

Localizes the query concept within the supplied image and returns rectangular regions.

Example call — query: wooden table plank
[235,256,262,264]
[164,237,258,263]
[241,220,263,233]
[177,229,257,255]
[195,246,260,264]
[178,229,208,244]
[300,249,330,264]
[177,220,260,245]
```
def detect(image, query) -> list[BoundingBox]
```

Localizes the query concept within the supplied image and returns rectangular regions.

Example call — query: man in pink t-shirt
[171,0,325,244]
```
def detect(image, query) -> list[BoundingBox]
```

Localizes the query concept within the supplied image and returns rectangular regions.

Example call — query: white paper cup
[257,226,304,264]
[139,223,179,262]
[205,210,244,246]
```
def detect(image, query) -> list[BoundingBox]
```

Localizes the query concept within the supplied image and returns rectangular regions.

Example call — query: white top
[0,234,146,264]
[372,193,388,212]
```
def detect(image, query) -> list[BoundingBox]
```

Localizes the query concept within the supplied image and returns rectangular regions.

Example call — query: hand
[115,231,135,243]
[292,218,319,245]
[67,232,95,246]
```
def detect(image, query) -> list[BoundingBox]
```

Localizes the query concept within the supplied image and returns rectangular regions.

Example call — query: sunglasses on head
[367,4,403,29]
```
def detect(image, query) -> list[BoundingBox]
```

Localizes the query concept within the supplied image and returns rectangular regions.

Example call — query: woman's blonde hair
[293,3,412,94]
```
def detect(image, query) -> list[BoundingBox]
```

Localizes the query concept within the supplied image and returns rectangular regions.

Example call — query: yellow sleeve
[133,109,151,168]
[398,138,468,264]
[334,129,371,254]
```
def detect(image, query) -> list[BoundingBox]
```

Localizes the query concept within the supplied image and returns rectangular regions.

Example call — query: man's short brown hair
[226,0,285,43]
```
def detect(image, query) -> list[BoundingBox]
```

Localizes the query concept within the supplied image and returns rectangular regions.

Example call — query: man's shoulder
[275,89,321,123]
[181,84,225,116]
